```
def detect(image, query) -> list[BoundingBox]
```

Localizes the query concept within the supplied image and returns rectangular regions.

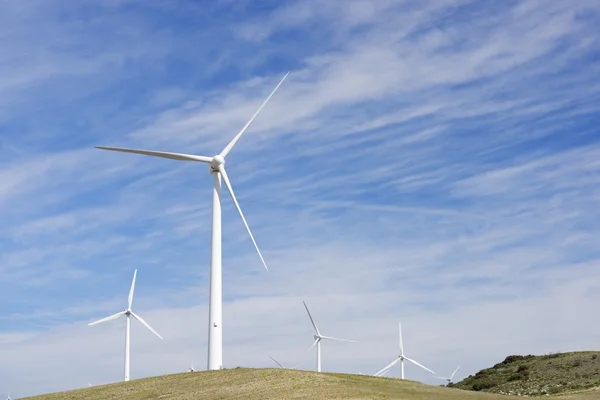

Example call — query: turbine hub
[210,155,225,173]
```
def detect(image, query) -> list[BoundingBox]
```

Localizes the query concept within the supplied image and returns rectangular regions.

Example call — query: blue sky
[1,0,600,397]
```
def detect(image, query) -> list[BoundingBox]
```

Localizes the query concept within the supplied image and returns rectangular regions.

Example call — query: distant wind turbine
[374,321,435,379]
[189,361,196,372]
[303,301,356,372]
[87,269,163,381]
[435,365,460,384]
[269,355,301,369]
[94,71,290,371]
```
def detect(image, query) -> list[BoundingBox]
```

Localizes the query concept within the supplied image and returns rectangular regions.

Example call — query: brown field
[21,368,600,400]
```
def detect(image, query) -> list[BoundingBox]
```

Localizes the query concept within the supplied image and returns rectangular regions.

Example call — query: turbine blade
[319,335,357,343]
[450,365,460,379]
[95,146,213,163]
[219,71,290,158]
[269,356,285,369]
[302,301,321,335]
[128,269,137,309]
[88,311,125,326]
[399,320,404,355]
[130,311,163,339]
[219,166,268,272]
[308,338,320,351]
[374,357,400,377]
[404,356,435,374]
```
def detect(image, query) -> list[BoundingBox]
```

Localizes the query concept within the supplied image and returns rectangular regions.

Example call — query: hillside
[451,351,600,396]
[21,367,511,400]
[20,367,600,400]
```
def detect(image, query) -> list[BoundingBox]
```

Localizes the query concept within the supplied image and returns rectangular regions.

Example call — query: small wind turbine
[6,394,11,400]
[269,355,301,369]
[435,365,460,384]
[87,269,163,381]
[303,301,356,372]
[189,361,196,372]
[374,321,435,379]
[95,72,290,371]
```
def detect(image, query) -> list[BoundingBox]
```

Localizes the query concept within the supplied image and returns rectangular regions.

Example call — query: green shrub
[508,374,522,382]
[516,365,529,373]
[472,380,497,391]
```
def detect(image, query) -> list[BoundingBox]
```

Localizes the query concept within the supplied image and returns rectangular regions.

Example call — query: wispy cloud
[0,0,599,397]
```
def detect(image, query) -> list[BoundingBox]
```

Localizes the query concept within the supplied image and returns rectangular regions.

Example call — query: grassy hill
[450,351,600,396]
[20,367,600,400]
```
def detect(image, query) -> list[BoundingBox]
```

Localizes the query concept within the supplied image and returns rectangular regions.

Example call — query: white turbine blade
[302,301,321,335]
[450,365,460,379]
[128,269,137,309]
[374,358,400,377]
[399,320,404,355]
[308,337,319,351]
[219,71,290,158]
[319,335,357,343]
[130,311,163,339]
[88,311,125,326]
[95,146,213,163]
[269,356,285,368]
[404,356,435,374]
[374,358,401,377]
[219,166,268,272]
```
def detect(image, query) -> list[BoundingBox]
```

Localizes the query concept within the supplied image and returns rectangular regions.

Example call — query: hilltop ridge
[20,365,600,400]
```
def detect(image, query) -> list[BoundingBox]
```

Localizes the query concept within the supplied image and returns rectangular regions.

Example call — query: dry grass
[21,367,600,400]
[23,368,513,400]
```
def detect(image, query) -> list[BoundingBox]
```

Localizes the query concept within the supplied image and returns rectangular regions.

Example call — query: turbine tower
[374,321,435,379]
[303,301,356,372]
[94,72,289,370]
[87,269,163,381]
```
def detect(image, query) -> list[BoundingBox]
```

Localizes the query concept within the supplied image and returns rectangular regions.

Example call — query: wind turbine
[87,269,163,382]
[269,355,301,369]
[303,301,356,372]
[374,321,435,379]
[189,361,196,372]
[94,72,289,371]
[435,365,460,384]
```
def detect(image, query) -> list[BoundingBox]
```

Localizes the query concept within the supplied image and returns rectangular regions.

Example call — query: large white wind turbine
[95,72,289,371]
[303,301,356,372]
[87,269,163,382]
[435,365,460,384]
[374,321,435,380]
